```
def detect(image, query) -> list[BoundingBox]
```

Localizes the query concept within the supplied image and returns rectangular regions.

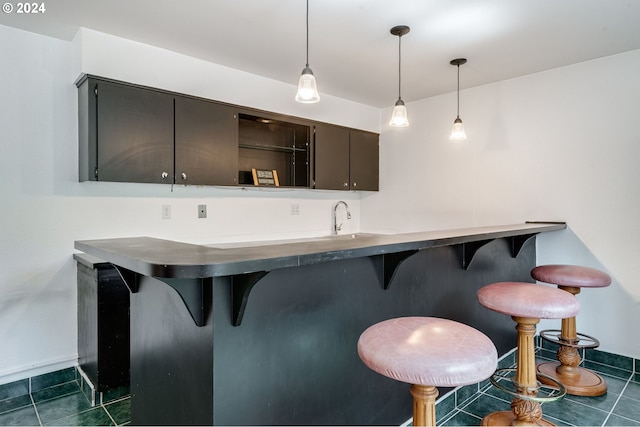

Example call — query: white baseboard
[0,356,78,385]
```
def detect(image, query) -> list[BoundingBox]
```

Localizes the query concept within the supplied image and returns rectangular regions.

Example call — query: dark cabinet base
[128,238,535,425]
[76,254,130,393]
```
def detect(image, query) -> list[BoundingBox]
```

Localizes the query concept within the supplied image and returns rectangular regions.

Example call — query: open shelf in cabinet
[238,113,310,187]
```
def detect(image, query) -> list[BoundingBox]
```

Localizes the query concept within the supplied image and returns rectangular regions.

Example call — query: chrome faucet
[333,201,351,235]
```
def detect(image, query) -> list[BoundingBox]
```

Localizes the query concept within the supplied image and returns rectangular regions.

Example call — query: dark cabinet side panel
[313,124,350,190]
[77,261,130,392]
[96,81,174,183]
[77,80,96,181]
[349,130,379,191]
[175,97,238,186]
[77,263,98,384]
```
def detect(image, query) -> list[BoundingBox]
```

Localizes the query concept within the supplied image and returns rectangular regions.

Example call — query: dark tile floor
[0,344,637,426]
[436,345,640,426]
[0,372,130,426]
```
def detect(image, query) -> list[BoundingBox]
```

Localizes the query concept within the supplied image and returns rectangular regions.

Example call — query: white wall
[0,25,378,384]
[363,49,640,359]
[2,22,638,385]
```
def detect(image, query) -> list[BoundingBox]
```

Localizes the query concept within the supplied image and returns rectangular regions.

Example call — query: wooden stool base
[537,361,607,397]
[481,410,555,426]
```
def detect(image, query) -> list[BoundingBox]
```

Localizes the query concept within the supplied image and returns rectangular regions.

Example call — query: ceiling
[2,0,640,107]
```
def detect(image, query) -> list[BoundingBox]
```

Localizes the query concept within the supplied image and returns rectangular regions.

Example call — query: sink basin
[206,233,382,249]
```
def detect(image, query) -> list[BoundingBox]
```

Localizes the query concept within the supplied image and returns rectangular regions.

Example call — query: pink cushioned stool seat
[532,265,611,397]
[358,317,497,426]
[477,282,579,319]
[476,282,580,426]
[531,265,611,289]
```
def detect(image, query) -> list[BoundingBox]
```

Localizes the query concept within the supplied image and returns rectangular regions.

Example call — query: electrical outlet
[290,203,300,215]
[161,204,171,219]
[198,204,207,218]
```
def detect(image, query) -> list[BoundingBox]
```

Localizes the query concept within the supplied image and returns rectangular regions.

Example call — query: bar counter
[74,221,565,425]
[75,221,565,278]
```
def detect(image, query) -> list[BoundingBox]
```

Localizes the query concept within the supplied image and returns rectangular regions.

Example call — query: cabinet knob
[161,171,168,179]
[181,172,187,180]
[352,182,357,188]
[343,182,349,188]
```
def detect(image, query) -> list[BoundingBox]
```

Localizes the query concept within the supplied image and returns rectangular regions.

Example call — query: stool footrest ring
[489,368,567,403]
[539,329,600,349]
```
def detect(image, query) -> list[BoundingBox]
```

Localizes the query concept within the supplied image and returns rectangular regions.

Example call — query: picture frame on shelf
[251,168,280,186]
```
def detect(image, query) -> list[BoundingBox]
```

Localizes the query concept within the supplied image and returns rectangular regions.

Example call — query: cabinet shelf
[239,143,308,153]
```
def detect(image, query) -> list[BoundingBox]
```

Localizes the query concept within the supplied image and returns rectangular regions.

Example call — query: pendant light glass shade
[296,67,319,103]
[450,117,466,140]
[389,25,410,127]
[390,99,409,127]
[295,0,320,103]
[450,58,467,140]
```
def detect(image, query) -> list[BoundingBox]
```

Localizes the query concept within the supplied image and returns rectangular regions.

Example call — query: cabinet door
[175,97,238,186]
[96,81,174,183]
[313,124,350,190]
[349,130,379,191]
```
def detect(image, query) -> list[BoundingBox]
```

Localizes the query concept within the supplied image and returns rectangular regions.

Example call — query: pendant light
[389,25,410,127]
[295,0,320,103]
[450,58,467,140]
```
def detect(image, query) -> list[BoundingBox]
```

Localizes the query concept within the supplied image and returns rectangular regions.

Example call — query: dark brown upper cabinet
[78,76,238,186]
[77,75,377,191]
[314,124,379,191]
[175,96,238,186]
[349,130,379,191]
[78,77,174,183]
[313,124,350,190]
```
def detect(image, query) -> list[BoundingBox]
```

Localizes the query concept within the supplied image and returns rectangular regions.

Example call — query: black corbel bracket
[113,265,211,327]
[510,233,538,258]
[160,277,212,328]
[454,239,493,270]
[113,265,139,293]
[231,271,269,326]
[373,250,420,289]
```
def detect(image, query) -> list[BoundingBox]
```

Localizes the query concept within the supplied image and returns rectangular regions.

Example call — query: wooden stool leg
[410,384,438,427]
[537,286,607,396]
[512,316,546,426]
[557,286,582,377]
[557,314,581,376]
[483,317,554,427]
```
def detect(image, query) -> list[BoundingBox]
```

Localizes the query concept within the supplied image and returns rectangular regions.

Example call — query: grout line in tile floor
[601,378,628,427]
[30,394,43,427]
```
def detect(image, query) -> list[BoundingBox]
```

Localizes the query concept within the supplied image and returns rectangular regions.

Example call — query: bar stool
[477,282,580,426]
[532,264,612,396]
[357,317,497,426]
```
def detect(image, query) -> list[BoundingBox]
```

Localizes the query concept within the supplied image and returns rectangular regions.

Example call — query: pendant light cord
[397,34,402,99]
[305,0,310,68]
[456,64,460,117]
